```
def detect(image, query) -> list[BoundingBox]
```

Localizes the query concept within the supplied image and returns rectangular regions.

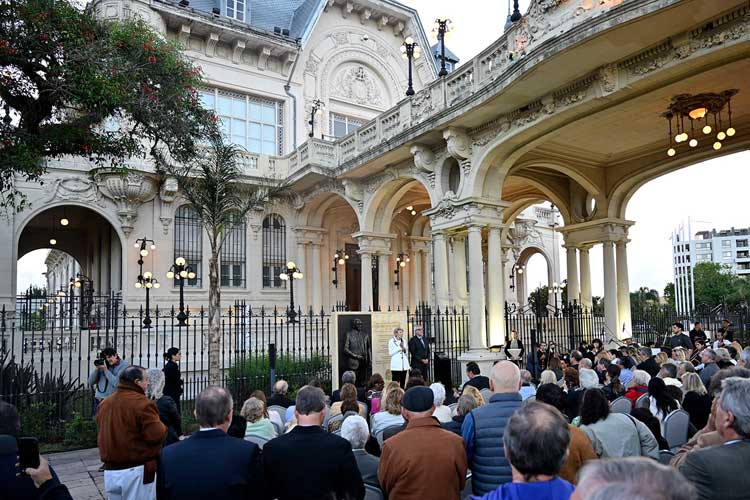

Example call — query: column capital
[615,239,632,247]
[423,196,510,233]
[578,244,594,253]
[294,226,326,245]
[559,217,634,247]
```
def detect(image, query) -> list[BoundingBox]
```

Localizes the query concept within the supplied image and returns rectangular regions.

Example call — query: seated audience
[341,415,380,489]
[241,397,277,440]
[463,385,486,406]
[263,386,364,500]
[267,380,294,408]
[329,399,360,433]
[539,369,558,386]
[677,361,695,378]
[740,346,750,368]
[158,386,263,500]
[698,348,719,387]
[715,347,734,369]
[549,356,564,381]
[574,457,695,500]
[472,402,575,500]
[250,390,284,431]
[679,377,750,500]
[430,382,452,423]
[601,364,625,401]
[648,377,680,433]
[630,408,669,450]
[564,368,584,420]
[579,368,600,390]
[146,368,182,445]
[462,361,491,392]
[443,394,477,435]
[535,383,597,484]
[624,369,650,407]
[579,388,658,459]
[405,375,425,389]
[680,372,711,430]
[636,347,660,377]
[379,387,467,499]
[331,383,366,417]
[519,370,536,400]
[616,356,634,386]
[370,386,405,437]
[332,371,368,406]
[227,414,247,439]
[654,351,669,366]
[658,363,682,388]
[579,358,593,370]
[366,373,385,414]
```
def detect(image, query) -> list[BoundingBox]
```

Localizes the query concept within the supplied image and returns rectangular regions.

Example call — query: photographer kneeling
[88,348,129,415]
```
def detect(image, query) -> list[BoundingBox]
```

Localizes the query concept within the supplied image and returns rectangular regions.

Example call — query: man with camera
[88,347,129,414]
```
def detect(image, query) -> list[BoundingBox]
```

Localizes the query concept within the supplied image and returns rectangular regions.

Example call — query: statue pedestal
[457,349,506,385]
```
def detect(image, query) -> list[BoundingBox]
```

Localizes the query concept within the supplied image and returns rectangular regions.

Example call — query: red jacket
[625,385,648,408]
[96,381,166,468]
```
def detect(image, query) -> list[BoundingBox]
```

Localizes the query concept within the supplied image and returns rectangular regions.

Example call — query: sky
[15,0,750,299]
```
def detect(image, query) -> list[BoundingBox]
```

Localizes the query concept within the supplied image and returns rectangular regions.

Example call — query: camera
[94,358,105,367]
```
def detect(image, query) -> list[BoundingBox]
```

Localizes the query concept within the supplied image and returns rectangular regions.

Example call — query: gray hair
[503,402,569,477]
[430,382,446,406]
[638,347,652,358]
[456,394,478,417]
[539,370,557,385]
[520,370,533,383]
[240,397,265,424]
[146,368,164,400]
[631,369,651,387]
[296,386,326,415]
[677,361,695,376]
[741,347,750,365]
[195,386,233,427]
[719,377,750,438]
[702,348,718,361]
[715,347,731,362]
[577,457,695,500]
[659,363,677,380]
[273,380,289,395]
[341,415,369,449]
[579,358,593,369]
[341,370,356,385]
[579,368,600,389]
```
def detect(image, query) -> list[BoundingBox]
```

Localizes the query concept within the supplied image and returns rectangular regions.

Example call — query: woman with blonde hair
[241,397,277,440]
[681,372,711,429]
[331,383,366,417]
[539,369,558,386]
[462,385,485,406]
[370,386,405,436]
[671,348,687,363]
[654,351,669,366]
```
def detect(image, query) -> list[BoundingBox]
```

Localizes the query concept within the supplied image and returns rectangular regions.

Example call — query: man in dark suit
[263,386,365,500]
[267,380,295,408]
[679,376,750,500]
[635,347,660,377]
[341,415,380,489]
[157,386,263,499]
[408,325,429,380]
[331,371,368,406]
[461,361,490,393]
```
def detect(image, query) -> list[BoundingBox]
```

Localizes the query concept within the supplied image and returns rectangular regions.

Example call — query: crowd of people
[3,323,750,500]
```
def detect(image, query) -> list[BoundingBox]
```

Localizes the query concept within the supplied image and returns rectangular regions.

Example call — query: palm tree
[166,135,287,384]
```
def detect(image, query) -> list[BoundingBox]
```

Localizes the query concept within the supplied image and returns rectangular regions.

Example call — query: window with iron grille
[174,206,202,287]
[221,213,246,288]
[262,214,286,288]
[199,89,284,155]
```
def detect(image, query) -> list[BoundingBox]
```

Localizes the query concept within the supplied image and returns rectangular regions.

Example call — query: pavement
[46,448,105,500]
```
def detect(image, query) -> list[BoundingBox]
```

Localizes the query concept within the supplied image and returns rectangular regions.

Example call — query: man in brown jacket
[96,365,166,500]
[378,386,468,499]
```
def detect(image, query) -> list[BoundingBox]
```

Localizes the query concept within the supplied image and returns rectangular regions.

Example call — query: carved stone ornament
[410,144,436,173]
[331,65,383,107]
[96,171,158,236]
[443,127,472,161]
[342,179,363,202]
[42,177,101,204]
[598,63,618,94]
[510,219,543,249]
[330,31,349,47]
[411,90,433,123]
[472,119,511,147]
[304,55,321,76]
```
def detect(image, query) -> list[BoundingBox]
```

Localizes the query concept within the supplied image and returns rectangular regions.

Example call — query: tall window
[221,213,246,288]
[174,206,202,287]
[262,214,286,288]
[226,0,245,21]
[330,113,364,138]
[199,89,283,155]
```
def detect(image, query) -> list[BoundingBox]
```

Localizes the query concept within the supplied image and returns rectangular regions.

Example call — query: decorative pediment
[330,64,384,107]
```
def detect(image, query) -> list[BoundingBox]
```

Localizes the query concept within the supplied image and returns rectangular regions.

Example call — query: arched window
[262,214,286,288]
[174,206,202,287]
[221,213,246,288]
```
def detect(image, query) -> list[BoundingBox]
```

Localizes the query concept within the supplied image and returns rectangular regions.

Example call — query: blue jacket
[461,392,523,496]
[471,477,574,500]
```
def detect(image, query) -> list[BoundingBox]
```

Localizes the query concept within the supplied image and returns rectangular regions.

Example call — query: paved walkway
[46,448,105,500]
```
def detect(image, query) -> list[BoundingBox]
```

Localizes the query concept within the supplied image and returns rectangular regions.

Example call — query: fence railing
[630,304,750,345]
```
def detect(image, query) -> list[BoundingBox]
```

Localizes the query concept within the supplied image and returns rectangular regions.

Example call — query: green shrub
[20,402,62,442]
[63,412,98,449]
[226,354,331,402]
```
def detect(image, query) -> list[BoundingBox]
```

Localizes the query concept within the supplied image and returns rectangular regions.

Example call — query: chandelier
[663,89,738,157]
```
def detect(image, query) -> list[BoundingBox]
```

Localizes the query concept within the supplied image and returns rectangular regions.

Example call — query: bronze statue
[343,318,370,386]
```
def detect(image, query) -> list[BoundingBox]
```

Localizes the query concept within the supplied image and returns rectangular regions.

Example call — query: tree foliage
[630,286,660,311]
[692,262,750,308]
[0,0,216,209]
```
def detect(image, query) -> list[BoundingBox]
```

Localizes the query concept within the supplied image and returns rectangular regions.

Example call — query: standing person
[461,361,524,496]
[408,325,429,380]
[146,369,182,446]
[158,386,264,500]
[388,327,408,388]
[263,386,364,500]
[162,347,183,415]
[667,322,694,356]
[504,330,525,365]
[96,366,166,500]
[689,321,707,346]
[721,319,735,342]
[378,386,467,499]
[88,348,129,415]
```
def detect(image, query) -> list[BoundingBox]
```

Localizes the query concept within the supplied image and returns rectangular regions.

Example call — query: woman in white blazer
[389,327,409,388]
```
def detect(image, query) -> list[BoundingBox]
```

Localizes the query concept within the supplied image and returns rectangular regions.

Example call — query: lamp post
[432,18,453,77]
[279,261,303,323]
[393,253,409,289]
[308,98,323,139]
[331,249,348,288]
[166,257,196,327]
[135,237,159,328]
[400,37,422,97]
[510,0,522,22]
[509,263,524,291]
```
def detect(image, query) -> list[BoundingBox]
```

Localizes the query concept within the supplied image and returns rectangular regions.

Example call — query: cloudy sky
[16,0,749,299]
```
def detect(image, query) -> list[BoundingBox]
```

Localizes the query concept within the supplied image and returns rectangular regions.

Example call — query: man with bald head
[461,361,523,496]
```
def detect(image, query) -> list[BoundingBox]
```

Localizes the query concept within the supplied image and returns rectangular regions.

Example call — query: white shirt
[433,405,452,423]
[713,340,731,349]
[389,336,409,371]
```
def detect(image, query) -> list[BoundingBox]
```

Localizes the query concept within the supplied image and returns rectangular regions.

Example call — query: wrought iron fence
[630,304,750,345]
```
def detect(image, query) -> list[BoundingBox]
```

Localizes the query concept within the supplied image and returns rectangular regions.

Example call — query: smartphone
[18,437,40,470]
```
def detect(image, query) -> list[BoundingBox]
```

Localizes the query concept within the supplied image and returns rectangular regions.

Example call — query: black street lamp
[135,271,160,328]
[401,37,422,97]
[393,253,410,289]
[331,249,348,288]
[509,263,524,291]
[166,257,195,327]
[280,261,303,322]
[510,0,522,22]
[432,18,453,77]
[308,98,323,138]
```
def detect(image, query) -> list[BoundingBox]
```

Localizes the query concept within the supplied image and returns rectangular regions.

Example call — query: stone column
[579,245,592,309]
[310,243,322,313]
[602,241,619,339]
[616,240,632,337]
[487,226,505,346]
[410,251,422,308]
[467,225,487,349]
[421,249,431,306]
[451,234,468,306]
[565,245,580,305]
[360,252,373,311]
[295,242,307,311]
[378,253,391,311]
[432,232,450,307]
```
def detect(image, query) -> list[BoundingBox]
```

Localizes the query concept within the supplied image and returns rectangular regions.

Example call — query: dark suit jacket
[157,428,263,500]
[382,422,407,442]
[353,449,380,489]
[262,425,365,500]
[461,375,490,393]
[267,393,295,408]
[162,361,183,401]
[637,357,661,378]
[156,396,182,445]
[679,440,750,500]
[408,335,429,369]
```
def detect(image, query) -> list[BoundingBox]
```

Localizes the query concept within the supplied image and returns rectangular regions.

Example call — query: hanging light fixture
[662,89,738,157]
